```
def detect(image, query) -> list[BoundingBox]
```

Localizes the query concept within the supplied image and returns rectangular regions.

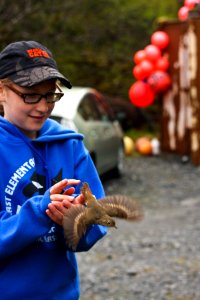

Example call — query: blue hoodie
[0,116,107,300]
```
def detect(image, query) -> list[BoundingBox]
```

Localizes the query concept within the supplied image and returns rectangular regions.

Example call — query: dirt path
[78,155,200,300]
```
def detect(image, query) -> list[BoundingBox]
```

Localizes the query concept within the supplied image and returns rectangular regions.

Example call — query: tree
[0,0,178,99]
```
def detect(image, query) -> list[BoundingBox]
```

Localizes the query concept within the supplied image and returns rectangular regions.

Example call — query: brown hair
[0,78,12,116]
[0,78,13,85]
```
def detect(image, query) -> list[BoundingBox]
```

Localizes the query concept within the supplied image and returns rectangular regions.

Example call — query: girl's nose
[36,97,50,112]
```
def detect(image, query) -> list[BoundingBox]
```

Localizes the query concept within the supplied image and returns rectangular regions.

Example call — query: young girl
[0,40,107,300]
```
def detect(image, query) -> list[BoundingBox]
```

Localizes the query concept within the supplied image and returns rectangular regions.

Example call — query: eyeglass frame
[4,83,64,104]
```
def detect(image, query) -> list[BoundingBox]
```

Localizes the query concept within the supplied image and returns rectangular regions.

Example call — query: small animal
[63,182,143,250]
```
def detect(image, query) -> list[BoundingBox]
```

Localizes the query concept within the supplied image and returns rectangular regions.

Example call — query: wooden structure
[160,17,200,165]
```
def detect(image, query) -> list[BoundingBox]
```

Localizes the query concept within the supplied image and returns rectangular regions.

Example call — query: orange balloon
[135,137,152,155]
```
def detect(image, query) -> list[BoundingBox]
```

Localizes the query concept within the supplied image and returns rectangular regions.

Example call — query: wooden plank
[159,21,192,157]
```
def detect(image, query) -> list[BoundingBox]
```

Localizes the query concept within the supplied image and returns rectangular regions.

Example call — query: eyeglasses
[5,84,64,104]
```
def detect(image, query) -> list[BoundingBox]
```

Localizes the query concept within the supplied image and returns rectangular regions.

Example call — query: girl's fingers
[66,179,81,186]
[50,179,81,195]
[46,208,58,223]
[72,194,85,205]
[50,179,69,194]
[50,194,74,202]
[63,187,75,195]
[51,200,72,212]
[46,203,63,225]
[62,200,73,209]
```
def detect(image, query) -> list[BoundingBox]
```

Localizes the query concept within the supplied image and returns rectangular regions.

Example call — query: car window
[78,93,111,121]
[96,95,115,122]
[78,94,102,121]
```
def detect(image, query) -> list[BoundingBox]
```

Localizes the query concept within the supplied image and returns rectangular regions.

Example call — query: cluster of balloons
[178,0,200,21]
[129,31,171,108]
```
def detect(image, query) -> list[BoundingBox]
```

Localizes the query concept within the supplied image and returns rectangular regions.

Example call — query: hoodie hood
[0,116,83,142]
[38,118,83,142]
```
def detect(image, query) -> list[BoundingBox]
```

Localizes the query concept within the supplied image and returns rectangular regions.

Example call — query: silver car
[51,86,124,176]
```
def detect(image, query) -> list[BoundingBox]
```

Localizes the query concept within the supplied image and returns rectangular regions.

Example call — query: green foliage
[125,128,159,142]
[0,0,178,100]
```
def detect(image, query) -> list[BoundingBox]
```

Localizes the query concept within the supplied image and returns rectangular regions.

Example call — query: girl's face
[0,80,56,139]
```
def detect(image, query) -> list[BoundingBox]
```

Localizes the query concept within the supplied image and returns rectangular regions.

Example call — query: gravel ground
[77,154,200,300]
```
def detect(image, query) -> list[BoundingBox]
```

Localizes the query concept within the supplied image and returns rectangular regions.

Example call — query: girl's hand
[50,178,80,198]
[46,179,85,225]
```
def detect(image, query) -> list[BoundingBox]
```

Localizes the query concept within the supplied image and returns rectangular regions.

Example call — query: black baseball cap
[0,40,72,88]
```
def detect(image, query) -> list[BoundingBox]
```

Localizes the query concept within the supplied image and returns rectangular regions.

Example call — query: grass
[124,128,159,142]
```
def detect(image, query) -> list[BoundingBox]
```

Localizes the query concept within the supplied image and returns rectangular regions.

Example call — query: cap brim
[8,66,72,88]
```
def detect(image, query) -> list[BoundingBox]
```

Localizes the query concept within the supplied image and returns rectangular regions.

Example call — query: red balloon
[139,60,154,78]
[145,45,161,63]
[133,60,154,80]
[147,71,171,93]
[133,50,146,64]
[178,6,189,21]
[151,31,169,49]
[184,0,197,10]
[133,65,144,80]
[155,56,169,71]
[129,81,155,108]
